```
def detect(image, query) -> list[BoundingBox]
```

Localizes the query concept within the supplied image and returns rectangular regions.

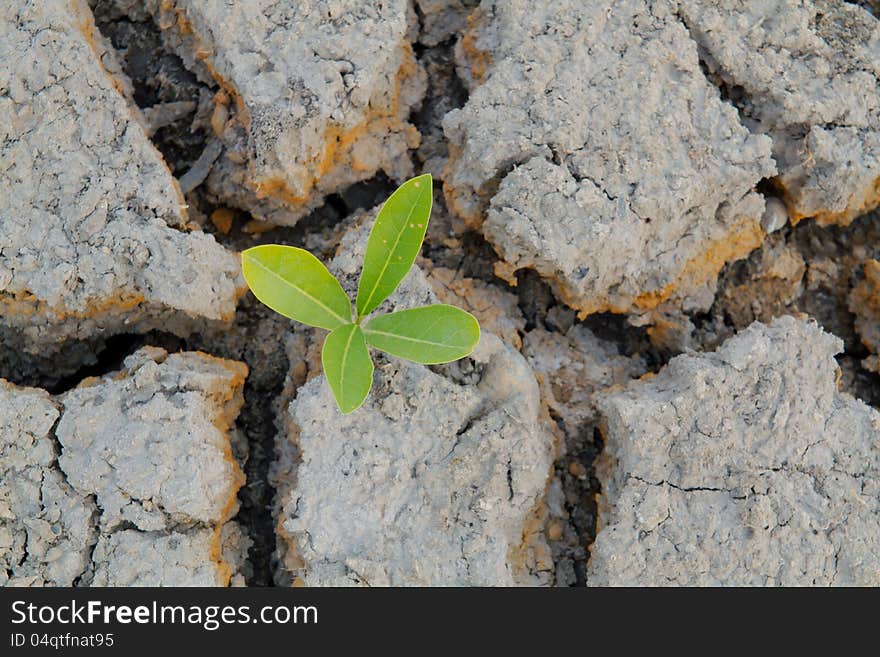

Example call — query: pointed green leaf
[322,323,374,414]
[242,245,351,330]
[356,174,433,318]
[363,304,480,365]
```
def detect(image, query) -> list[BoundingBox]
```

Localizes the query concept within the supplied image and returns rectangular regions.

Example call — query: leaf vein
[364,328,467,349]
[249,257,347,325]
[339,325,357,402]
[359,194,423,315]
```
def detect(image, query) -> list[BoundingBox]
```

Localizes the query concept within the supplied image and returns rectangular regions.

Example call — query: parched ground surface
[591,317,880,586]
[2,348,249,586]
[3,0,880,586]
[0,0,243,380]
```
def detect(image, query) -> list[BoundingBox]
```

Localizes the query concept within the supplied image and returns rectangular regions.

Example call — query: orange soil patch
[460,8,492,87]
[0,289,145,321]
[575,217,764,319]
[778,175,880,227]
[493,216,765,321]
[210,207,234,234]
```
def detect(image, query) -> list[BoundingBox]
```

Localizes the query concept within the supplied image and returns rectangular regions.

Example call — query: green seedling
[241,174,481,414]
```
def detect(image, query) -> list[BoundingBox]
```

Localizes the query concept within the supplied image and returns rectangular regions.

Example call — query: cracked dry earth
[2,0,880,587]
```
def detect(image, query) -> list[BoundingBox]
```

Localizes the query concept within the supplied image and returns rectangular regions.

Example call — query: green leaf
[241,244,351,330]
[356,174,433,318]
[363,304,480,365]
[322,323,374,414]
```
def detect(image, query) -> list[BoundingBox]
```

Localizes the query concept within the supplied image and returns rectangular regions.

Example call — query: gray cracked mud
[1,348,250,586]
[678,0,880,227]
[138,0,426,227]
[589,317,880,586]
[444,0,775,318]
[444,0,880,321]
[0,0,242,370]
